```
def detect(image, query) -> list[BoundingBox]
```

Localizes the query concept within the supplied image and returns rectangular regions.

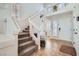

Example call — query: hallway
[0,3,79,56]
[32,37,76,56]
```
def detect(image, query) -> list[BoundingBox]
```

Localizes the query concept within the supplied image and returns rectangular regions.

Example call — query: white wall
[0,4,19,34]
[0,4,10,34]
[16,3,43,30]
[0,4,19,56]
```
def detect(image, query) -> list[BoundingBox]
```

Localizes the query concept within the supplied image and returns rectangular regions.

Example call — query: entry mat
[60,45,76,56]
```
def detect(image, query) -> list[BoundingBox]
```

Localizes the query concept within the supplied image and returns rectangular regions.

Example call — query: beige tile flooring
[32,37,74,56]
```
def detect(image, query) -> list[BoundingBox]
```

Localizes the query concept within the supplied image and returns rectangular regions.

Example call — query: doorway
[58,12,73,41]
[73,16,79,55]
[51,20,58,37]
[50,12,73,41]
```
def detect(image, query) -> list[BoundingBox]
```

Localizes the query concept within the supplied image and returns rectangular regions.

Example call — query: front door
[72,5,79,55]
[73,16,79,55]
[58,12,73,41]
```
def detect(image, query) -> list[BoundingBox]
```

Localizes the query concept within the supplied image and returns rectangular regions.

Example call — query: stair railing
[27,10,42,49]
[28,19,40,49]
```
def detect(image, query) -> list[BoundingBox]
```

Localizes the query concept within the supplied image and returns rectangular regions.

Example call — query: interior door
[58,12,73,41]
[73,16,79,55]
[72,5,79,55]
[51,20,58,37]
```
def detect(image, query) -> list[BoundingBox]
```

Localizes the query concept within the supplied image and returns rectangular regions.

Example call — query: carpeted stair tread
[18,32,30,38]
[18,37,32,44]
[23,30,29,32]
[19,45,37,56]
[19,40,34,47]
[19,37,31,40]
[19,32,29,35]
[18,26,38,56]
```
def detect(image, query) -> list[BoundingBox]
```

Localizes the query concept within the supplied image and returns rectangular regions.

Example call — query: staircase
[18,26,38,56]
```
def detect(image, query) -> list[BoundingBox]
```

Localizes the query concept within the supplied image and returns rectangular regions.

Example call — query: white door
[46,20,52,36]
[58,12,73,41]
[72,5,79,55]
[73,16,79,55]
[51,20,58,37]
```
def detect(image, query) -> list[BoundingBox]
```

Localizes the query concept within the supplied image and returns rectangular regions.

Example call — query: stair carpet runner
[18,26,38,56]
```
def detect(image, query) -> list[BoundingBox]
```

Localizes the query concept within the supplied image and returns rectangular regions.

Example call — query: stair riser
[25,28,29,30]
[24,46,38,56]
[18,41,35,53]
[18,37,32,44]
[18,34,30,38]
[23,30,29,33]
[18,26,38,56]
[19,46,38,56]
[25,26,29,30]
